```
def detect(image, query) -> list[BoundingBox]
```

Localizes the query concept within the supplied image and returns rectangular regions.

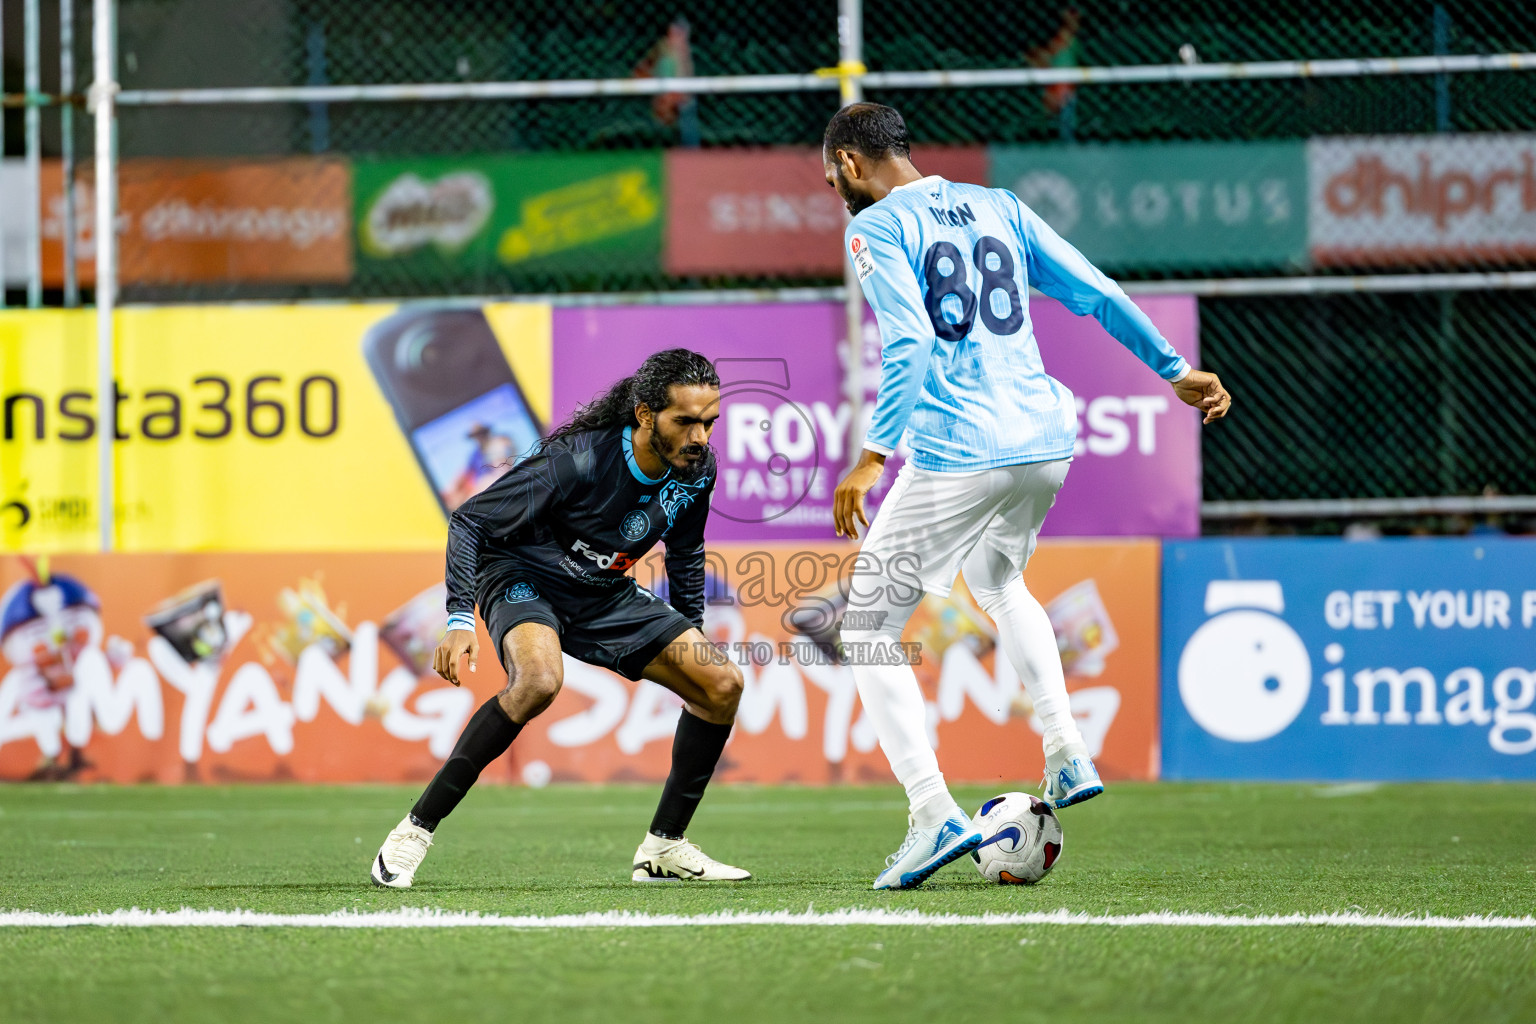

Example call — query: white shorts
[858,458,1070,599]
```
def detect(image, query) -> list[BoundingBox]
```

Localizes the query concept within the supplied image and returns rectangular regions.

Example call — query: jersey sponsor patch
[849,234,877,282]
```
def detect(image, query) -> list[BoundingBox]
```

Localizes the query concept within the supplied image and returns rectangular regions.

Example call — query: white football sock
[850,653,956,812]
[971,573,1083,754]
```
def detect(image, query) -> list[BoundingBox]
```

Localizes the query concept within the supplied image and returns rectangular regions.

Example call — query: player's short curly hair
[823,102,911,160]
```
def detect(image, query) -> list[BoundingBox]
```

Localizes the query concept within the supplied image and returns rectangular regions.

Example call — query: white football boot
[1043,740,1104,809]
[631,834,752,881]
[872,810,986,890]
[370,816,433,888]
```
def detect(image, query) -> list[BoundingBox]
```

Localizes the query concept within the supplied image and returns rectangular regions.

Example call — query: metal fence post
[61,0,78,306]
[91,0,117,552]
[838,0,865,472]
[24,0,41,307]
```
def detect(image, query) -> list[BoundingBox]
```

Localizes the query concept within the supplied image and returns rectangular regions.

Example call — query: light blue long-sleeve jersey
[847,175,1190,472]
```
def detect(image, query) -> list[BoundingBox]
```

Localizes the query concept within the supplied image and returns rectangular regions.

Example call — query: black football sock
[648,711,733,840]
[409,696,521,829]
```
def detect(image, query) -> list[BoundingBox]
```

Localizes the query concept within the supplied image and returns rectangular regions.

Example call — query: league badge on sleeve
[849,234,877,282]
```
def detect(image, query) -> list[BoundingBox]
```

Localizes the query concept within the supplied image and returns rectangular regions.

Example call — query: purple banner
[1033,294,1201,538]
[551,295,1199,541]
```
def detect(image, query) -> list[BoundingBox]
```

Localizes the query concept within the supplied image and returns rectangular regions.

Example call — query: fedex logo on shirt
[571,538,638,573]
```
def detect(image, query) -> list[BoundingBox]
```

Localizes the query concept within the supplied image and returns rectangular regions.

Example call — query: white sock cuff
[890,752,940,787]
[904,771,948,807]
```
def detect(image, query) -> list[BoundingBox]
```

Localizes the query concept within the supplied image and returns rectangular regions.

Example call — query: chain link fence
[4,0,1536,524]
[1201,288,1536,530]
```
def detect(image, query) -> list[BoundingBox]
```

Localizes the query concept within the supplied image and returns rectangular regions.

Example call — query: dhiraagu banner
[0,302,552,553]
[990,141,1308,270]
[354,152,664,283]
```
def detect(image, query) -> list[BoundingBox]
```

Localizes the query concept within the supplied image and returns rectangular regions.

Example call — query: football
[971,792,1064,884]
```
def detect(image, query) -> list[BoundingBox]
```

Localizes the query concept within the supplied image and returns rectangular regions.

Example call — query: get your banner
[0,303,552,553]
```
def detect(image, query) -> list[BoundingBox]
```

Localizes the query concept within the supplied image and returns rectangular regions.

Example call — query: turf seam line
[2,908,1534,930]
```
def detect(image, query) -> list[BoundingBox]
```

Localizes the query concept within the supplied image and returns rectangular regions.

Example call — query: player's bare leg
[629,628,751,881]
[372,623,562,888]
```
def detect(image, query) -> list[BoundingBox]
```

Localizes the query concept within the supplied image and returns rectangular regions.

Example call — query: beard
[648,430,712,483]
[835,166,876,215]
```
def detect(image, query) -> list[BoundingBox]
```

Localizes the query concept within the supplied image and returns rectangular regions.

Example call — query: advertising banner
[990,141,1308,270]
[0,541,1159,784]
[1035,295,1200,538]
[31,158,353,286]
[0,302,552,553]
[664,147,986,276]
[552,296,1200,541]
[354,152,664,282]
[1308,134,1536,266]
[1162,538,1536,780]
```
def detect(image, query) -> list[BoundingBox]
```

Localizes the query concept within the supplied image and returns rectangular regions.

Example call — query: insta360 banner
[0,304,552,553]
[0,543,1158,784]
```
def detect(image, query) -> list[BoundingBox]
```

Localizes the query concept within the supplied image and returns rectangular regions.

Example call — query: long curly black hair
[544,347,719,448]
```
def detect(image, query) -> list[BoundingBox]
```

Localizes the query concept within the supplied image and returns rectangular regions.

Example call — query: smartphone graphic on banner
[363,307,544,515]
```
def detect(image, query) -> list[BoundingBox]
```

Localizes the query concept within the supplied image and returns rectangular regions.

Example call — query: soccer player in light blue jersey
[825,103,1231,890]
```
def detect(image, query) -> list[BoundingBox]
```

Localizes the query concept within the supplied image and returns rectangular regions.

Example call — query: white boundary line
[2,907,1532,930]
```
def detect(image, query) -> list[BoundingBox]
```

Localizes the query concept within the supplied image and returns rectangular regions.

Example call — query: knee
[701,661,744,719]
[504,663,563,717]
[970,575,1026,616]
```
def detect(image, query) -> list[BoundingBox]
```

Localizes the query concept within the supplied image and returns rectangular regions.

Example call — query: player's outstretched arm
[1172,368,1232,424]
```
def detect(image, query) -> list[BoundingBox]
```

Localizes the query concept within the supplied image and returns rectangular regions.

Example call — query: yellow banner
[0,302,552,553]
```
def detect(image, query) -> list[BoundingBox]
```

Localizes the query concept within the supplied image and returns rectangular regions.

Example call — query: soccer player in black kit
[370,349,750,887]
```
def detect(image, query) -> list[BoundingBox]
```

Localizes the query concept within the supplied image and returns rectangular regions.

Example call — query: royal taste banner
[0,303,551,553]
[0,541,1159,784]
[553,296,1200,540]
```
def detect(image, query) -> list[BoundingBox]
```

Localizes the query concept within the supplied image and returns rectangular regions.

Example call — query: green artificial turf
[2,781,1533,1023]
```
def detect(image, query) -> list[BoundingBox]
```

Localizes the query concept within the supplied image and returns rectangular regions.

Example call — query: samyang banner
[0,542,1159,785]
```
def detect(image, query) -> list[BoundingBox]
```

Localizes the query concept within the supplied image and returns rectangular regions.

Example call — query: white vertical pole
[838,0,865,471]
[61,0,78,306]
[91,0,117,551]
[24,0,41,307]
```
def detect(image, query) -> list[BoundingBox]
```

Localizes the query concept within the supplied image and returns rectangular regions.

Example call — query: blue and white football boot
[1043,741,1104,809]
[872,809,987,890]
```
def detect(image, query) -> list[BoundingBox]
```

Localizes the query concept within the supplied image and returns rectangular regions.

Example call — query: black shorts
[480,563,697,681]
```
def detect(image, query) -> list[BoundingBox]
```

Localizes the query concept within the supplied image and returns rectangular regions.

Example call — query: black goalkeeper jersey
[445,425,715,628]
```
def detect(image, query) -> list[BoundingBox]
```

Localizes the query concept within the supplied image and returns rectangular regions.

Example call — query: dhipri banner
[0,542,1159,784]
[1162,538,1536,780]
[552,297,1200,541]
[0,303,552,553]
[1308,134,1536,267]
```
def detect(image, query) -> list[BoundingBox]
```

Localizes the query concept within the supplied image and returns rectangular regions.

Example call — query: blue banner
[1162,538,1536,780]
